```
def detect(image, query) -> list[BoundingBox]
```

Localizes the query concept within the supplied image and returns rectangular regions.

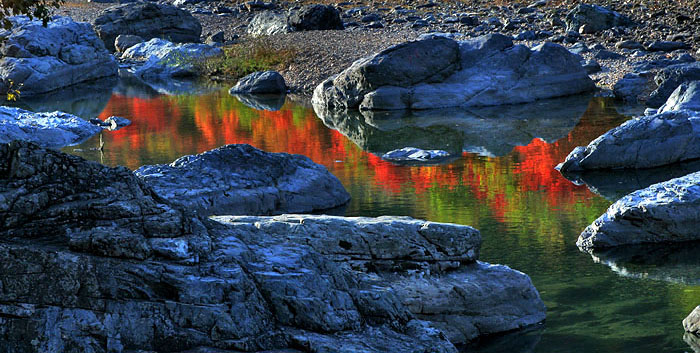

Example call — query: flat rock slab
[122,38,222,78]
[136,144,350,216]
[313,33,594,112]
[0,106,102,148]
[578,171,700,248]
[212,214,481,271]
[0,16,117,97]
[557,109,700,172]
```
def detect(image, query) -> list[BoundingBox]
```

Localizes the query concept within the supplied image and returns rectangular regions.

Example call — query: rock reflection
[116,70,221,97]
[314,94,592,159]
[686,332,700,353]
[233,93,286,111]
[583,241,700,285]
[560,159,700,201]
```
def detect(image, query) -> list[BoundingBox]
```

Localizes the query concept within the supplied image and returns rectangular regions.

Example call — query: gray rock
[122,38,222,78]
[564,4,633,33]
[229,71,286,94]
[233,93,287,111]
[647,62,700,108]
[205,30,225,45]
[248,11,290,36]
[382,147,451,163]
[557,109,700,172]
[0,106,102,147]
[135,144,350,216]
[687,332,700,353]
[594,49,625,60]
[0,16,117,97]
[645,41,690,52]
[687,306,700,334]
[658,81,700,113]
[613,73,651,102]
[93,2,202,52]
[616,40,644,50]
[577,171,700,248]
[312,34,594,112]
[288,4,343,31]
[583,60,601,74]
[103,116,131,131]
[114,34,144,53]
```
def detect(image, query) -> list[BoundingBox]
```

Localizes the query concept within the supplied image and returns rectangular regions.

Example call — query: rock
[582,60,601,74]
[658,80,700,113]
[229,71,286,94]
[316,93,590,158]
[313,34,594,112]
[122,38,222,78]
[565,4,633,33]
[647,62,700,108]
[0,141,544,351]
[645,40,690,52]
[577,171,700,248]
[687,332,700,353]
[557,109,700,172]
[687,306,700,334]
[233,93,287,111]
[594,49,625,60]
[248,5,343,36]
[0,16,117,97]
[288,4,344,31]
[247,11,290,36]
[0,106,102,147]
[616,40,644,50]
[93,2,202,52]
[612,73,651,102]
[205,31,225,45]
[114,34,144,53]
[382,147,450,163]
[135,144,350,216]
[582,242,700,285]
[103,116,132,131]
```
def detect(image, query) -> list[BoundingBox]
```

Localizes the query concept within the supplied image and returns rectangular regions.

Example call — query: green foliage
[0,0,64,30]
[196,39,296,79]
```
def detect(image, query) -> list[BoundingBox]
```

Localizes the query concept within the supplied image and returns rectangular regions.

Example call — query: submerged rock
[577,171,700,248]
[122,38,222,78]
[0,141,545,351]
[382,147,451,163]
[0,106,102,147]
[0,16,117,97]
[135,144,351,216]
[93,2,202,52]
[557,110,700,172]
[313,34,594,112]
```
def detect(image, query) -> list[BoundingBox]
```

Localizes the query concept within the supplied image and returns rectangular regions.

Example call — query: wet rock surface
[0,141,545,352]
[135,144,351,216]
[313,33,594,112]
[0,16,117,97]
[93,2,202,52]
[0,106,102,148]
[577,171,700,248]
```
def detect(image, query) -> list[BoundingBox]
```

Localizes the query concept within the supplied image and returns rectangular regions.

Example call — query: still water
[27,78,699,352]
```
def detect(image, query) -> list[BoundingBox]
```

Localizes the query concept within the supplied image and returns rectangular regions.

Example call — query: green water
[44,79,700,352]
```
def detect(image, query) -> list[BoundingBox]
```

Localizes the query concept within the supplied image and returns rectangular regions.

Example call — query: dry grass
[197,38,297,79]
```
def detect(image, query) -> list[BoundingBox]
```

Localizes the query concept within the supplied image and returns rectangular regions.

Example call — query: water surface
[42,79,700,352]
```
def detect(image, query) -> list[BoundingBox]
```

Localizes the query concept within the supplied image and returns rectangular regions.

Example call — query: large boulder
[658,80,700,113]
[0,16,117,97]
[93,2,202,52]
[229,70,287,94]
[687,306,700,335]
[0,106,102,147]
[647,62,700,108]
[121,38,222,78]
[312,34,595,112]
[0,141,545,351]
[135,144,351,216]
[564,4,633,33]
[577,171,700,248]
[248,5,343,36]
[557,110,700,172]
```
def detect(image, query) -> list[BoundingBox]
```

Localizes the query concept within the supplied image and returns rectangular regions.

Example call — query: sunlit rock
[122,38,222,79]
[686,306,700,334]
[0,107,102,148]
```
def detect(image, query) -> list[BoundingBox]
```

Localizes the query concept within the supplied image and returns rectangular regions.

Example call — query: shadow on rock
[560,159,700,201]
[233,93,287,111]
[9,76,117,119]
[315,93,592,159]
[583,241,700,285]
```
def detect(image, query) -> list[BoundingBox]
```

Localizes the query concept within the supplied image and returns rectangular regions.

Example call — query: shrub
[197,39,296,79]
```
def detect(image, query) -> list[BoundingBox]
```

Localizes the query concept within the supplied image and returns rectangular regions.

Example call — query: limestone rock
[93,2,202,52]
[135,144,351,216]
[312,34,594,112]
[0,16,117,97]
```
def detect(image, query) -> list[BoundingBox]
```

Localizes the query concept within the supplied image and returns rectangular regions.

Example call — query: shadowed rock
[313,34,594,112]
[578,171,700,248]
[647,62,700,108]
[135,144,351,216]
